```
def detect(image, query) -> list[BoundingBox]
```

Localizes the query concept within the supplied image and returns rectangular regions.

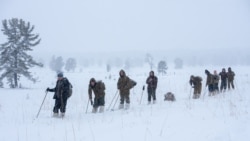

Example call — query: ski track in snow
[0,66,249,141]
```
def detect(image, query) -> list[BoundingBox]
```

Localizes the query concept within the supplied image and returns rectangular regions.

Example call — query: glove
[133,82,137,86]
[90,99,93,105]
[46,87,50,92]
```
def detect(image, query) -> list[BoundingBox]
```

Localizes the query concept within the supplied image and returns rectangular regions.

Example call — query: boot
[118,104,124,109]
[147,101,151,105]
[61,112,65,117]
[99,106,105,113]
[53,112,59,117]
[125,103,130,110]
[92,107,97,113]
[153,100,156,104]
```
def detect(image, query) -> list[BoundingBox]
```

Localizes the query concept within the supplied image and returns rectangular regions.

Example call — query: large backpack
[64,78,73,98]
[129,79,137,89]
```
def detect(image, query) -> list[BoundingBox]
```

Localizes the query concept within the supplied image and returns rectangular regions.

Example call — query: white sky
[0,0,250,60]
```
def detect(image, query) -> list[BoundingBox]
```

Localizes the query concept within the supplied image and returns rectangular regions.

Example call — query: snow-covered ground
[0,66,249,141]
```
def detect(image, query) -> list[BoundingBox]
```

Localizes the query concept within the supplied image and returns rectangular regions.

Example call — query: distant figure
[117,70,136,110]
[189,75,202,99]
[219,68,228,92]
[88,78,106,113]
[213,70,220,94]
[146,71,158,104]
[164,92,176,101]
[205,69,215,96]
[46,72,72,117]
[227,67,235,90]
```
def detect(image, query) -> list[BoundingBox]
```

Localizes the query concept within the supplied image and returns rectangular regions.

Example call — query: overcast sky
[0,0,250,63]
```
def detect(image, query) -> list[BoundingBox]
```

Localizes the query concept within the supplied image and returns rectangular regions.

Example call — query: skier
[189,75,202,99]
[227,67,235,90]
[88,78,106,113]
[205,69,215,96]
[46,72,71,117]
[219,68,227,92]
[117,69,136,110]
[146,71,158,104]
[213,70,220,94]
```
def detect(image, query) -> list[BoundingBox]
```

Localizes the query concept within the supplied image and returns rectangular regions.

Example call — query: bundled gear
[146,71,158,104]
[46,72,72,117]
[227,67,235,90]
[219,68,228,92]
[88,78,106,113]
[213,70,220,93]
[117,69,136,109]
[164,92,176,101]
[189,75,202,99]
[205,69,215,96]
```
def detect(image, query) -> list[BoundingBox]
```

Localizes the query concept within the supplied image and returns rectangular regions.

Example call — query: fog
[1,0,250,66]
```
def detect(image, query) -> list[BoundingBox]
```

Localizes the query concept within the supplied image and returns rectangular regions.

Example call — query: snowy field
[0,65,249,141]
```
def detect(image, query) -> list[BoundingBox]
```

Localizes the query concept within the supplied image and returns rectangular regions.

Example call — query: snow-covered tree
[65,58,76,72]
[0,18,43,88]
[49,56,64,72]
[174,58,183,69]
[157,60,168,75]
[145,53,154,70]
[106,64,111,72]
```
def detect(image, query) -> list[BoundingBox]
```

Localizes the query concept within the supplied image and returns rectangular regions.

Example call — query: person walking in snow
[189,75,202,99]
[219,68,227,92]
[88,78,106,113]
[205,69,215,96]
[213,70,220,94]
[117,69,136,110]
[46,72,71,117]
[227,67,235,90]
[146,71,158,104]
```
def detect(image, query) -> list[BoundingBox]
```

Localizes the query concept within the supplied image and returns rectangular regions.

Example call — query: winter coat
[213,74,220,83]
[117,70,132,95]
[190,76,202,88]
[88,81,105,99]
[219,71,227,82]
[48,77,70,99]
[206,73,214,86]
[227,71,235,81]
[146,76,158,90]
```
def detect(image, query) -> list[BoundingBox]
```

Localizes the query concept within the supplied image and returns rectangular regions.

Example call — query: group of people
[46,67,235,117]
[46,70,158,117]
[189,67,236,99]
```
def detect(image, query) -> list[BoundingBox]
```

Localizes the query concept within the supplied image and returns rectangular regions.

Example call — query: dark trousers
[53,97,67,113]
[93,96,105,108]
[220,80,227,91]
[147,88,156,101]
[228,80,235,89]
[120,93,130,104]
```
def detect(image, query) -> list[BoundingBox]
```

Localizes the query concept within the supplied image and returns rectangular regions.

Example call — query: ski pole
[189,87,192,99]
[36,91,48,118]
[107,90,118,111]
[111,93,119,111]
[139,85,145,104]
[85,99,90,114]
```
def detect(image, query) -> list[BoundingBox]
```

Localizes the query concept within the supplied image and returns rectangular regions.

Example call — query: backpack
[68,82,73,98]
[129,79,137,89]
[64,78,73,98]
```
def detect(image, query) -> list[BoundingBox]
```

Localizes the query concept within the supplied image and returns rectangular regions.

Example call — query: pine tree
[0,18,43,88]
[157,60,168,75]
[65,58,76,72]
[49,56,64,72]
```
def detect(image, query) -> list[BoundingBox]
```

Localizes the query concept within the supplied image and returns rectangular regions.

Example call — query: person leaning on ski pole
[46,72,71,117]
[88,78,106,113]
